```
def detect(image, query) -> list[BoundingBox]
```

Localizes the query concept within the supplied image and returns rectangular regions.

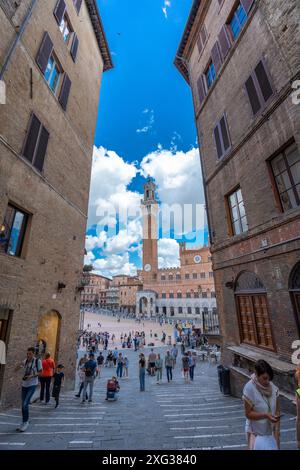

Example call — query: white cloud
[158,238,180,268]
[85,232,107,251]
[92,253,137,278]
[162,0,171,18]
[103,219,142,255]
[84,251,95,266]
[136,109,154,134]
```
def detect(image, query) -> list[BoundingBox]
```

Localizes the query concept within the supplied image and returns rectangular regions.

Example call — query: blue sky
[85,0,207,277]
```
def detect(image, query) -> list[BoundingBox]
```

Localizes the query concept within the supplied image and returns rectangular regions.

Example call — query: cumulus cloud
[136,109,155,134]
[158,238,180,268]
[92,252,137,278]
[162,0,171,18]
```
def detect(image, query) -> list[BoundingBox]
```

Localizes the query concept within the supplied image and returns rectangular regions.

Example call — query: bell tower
[141,176,158,275]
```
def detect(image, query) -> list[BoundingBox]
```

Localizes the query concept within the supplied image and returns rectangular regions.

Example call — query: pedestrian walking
[123,357,129,377]
[182,353,190,382]
[39,352,55,404]
[188,351,196,381]
[77,354,88,370]
[52,364,64,408]
[113,347,118,366]
[171,344,178,366]
[81,353,98,403]
[165,350,174,383]
[15,347,43,432]
[97,352,104,378]
[155,354,163,384]
[139,353,146,391]
[148,349,157,376]
[295,364,300,449]
[116,353,124,378]
[243,360,281,450]
[75,367,88,400]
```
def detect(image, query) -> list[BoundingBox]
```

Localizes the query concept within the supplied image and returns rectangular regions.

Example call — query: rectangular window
[211,292,216,298]
[193,273,197,279]
[169,275,173,281]
[270,142,300,210]
[176,274,181,280]
[194,292,199,298]
[22,113,49,172]
[209,272,214,278]
[214,113,231,160]
[186,293,191,298]
[197,24,207,55]
[245,60,274,116]
[185,273,190,279]
[228,187,248,235]
[73,0,82,14]
[187,307,192,314]
[0,205,28,257]
[178,307,183,314]
[162,293,166,299]
[161,275,166,281]
[202,292,207,299]
[44,54,62,95]
[177,292,182,299]
[205,61,216,90]
[200,272,205,279]
[169,293,174,299]
[195,307,200,315]
[229,2,248,40]
[59,14,72,44]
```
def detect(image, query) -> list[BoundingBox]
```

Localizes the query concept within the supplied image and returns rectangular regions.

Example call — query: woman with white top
[243,360,281,450]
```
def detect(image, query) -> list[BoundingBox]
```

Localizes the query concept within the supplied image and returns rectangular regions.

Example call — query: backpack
[85,367,93,377]
[107,379,116,391]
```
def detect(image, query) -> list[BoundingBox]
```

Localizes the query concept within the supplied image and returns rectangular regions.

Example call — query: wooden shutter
[218,25,231,60]
[53,0,66,25]
[197,75,206,105]
[34,126,49,172]
[252,295,274,350]
[23,114,41,163]
[70,33,79,62]
[36,32,53,74]
[220,115,230,152]
[211,41,222,75]
[237,296,256,344]
[254,61,273,103]
[200,25,207,47]
[240,0,255,14]
[245,74,261,115]
[74,0,83,14]
[59,73,72,110]
[213,125,223,160]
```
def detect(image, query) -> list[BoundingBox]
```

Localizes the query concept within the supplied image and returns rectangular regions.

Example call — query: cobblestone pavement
[0,317,297,450]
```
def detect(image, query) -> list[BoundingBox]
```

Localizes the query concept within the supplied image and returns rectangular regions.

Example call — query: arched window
[289,262,300,335]
[235,271,274,351]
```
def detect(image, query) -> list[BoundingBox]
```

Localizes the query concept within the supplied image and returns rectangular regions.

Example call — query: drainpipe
[0,0,38,80]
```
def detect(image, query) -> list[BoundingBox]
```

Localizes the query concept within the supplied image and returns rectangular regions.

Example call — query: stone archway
[37,310,61,361]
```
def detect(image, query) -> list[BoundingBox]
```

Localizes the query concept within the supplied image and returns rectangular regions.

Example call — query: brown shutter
[59,73,72,110]
[218,25,231,60]
[53,0,66,25]
[211,41,222,75]
[240,0,255,14]
[23,114,41,163]
[34,126,49,172]
[197,36,203,55]
[200,25,207,47]
[75,0,83,14]
[36,32,53,74]
[245,75,261,115]
[70,34,79,62]
[220,115,230,152]
[254,61,273,103]
[213,125,223,160]
[197,75,206,105]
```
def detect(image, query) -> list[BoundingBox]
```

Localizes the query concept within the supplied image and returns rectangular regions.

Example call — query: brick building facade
[137,179,217,329]
[0,0,112,406]
[175,0,300,400]
[80,273,111,307]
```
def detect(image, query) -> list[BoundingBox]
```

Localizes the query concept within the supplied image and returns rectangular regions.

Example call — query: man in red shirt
[40,352,55,404]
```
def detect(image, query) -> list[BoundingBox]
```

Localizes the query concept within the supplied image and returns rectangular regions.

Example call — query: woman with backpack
[81,353,98,403]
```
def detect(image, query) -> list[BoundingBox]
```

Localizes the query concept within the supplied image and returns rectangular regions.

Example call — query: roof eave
[85,0,113,72]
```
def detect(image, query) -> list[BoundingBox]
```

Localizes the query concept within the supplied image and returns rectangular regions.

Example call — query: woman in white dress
[243,360,281,450]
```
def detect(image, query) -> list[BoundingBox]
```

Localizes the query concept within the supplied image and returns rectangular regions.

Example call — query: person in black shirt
[52,364,64,408]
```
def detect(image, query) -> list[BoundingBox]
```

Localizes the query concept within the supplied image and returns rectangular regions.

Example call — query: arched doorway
[289,262,300,336]
[139,297,148,316]
[235,271,275,351]
[37,310,61,361]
